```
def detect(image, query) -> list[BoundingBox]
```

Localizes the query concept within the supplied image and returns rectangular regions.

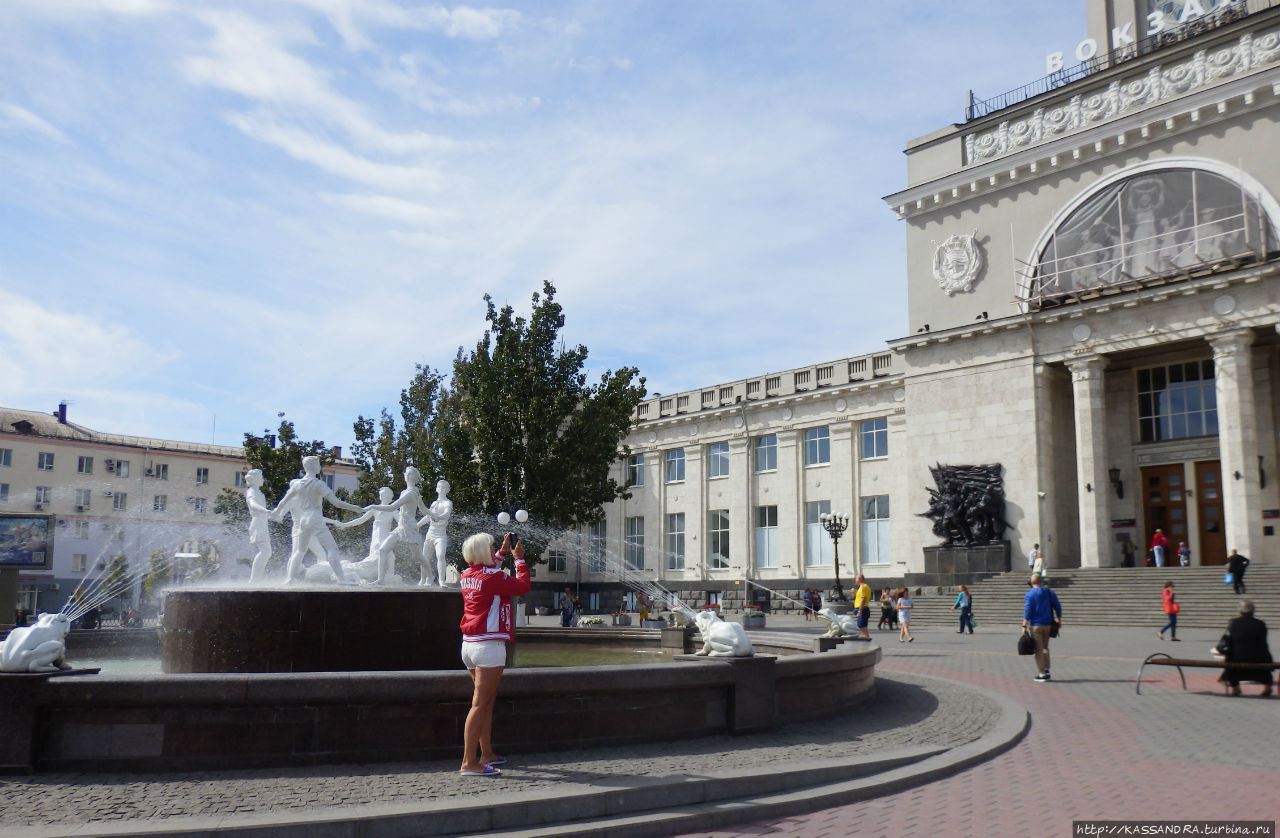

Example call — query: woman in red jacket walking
[459,532,530,776]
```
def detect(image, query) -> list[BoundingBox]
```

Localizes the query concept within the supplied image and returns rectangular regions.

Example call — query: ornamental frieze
[964,28,1280,165]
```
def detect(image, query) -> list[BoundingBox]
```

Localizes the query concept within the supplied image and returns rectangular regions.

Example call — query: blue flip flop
[486,756,507,766]
[460,765,502,777]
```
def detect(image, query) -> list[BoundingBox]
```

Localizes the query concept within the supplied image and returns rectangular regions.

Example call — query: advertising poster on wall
[0,515,53,568]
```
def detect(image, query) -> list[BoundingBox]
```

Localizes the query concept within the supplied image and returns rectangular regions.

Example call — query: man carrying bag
[1020,573,1062,682]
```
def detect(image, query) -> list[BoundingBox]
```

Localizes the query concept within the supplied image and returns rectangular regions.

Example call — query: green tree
[350,364,445,505]
[143,549,171,599]
[102,554,131,612]
[436,281,646,538]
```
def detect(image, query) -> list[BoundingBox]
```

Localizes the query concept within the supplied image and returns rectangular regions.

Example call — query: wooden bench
[1136,652,1277,695]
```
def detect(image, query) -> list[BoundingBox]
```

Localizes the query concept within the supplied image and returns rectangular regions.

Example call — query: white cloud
[0,103,69,143]
[321,192,454,227]
[0,288,173,396]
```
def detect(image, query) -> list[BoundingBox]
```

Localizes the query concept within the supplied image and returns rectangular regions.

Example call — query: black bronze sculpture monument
[917,463,1011,585]
[921,463,1008,546]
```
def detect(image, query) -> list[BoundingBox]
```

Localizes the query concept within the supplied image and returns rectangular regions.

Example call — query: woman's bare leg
[461,666,503,772]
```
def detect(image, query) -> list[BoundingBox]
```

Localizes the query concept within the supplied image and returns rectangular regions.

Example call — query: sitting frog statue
[692,608,755,658]
[0,612,71,673]
[817,607,859,639]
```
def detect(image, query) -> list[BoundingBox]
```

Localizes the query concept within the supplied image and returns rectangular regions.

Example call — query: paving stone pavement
[0,648,998,837]
[684,621,1280,838]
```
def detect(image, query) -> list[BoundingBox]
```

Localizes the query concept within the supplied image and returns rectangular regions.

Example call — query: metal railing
[965,0,1274,121]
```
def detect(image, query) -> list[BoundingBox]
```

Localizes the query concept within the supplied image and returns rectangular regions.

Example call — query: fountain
[0,470,879,774]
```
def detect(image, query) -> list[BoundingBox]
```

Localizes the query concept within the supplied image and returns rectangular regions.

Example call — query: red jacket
[1162,588,1177,615]
[1151,532,1169,550]
[460,555,531,643]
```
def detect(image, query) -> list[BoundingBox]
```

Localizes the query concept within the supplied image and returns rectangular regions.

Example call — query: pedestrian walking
[952,584,974,634]
[1177,541,1191,567]
[878,586,896,630]
[558,587,574,628]
[1228,549,1250,595]
[1151,528,1169,568]
[1027,542,1041,571]
[1157,580,1180,641]
[1032,550,1048,583]
[895,588,914,642]
[1218,600,1273,697]
[1021,573,1062,682]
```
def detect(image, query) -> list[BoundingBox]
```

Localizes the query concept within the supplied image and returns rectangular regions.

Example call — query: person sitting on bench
[1219,600,1273,698]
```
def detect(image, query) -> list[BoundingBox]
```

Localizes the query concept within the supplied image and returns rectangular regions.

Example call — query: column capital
[1066,354,1109,383]
[1208,328,1254,360]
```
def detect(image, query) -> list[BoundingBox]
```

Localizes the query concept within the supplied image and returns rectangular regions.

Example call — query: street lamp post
[819,512,850,603]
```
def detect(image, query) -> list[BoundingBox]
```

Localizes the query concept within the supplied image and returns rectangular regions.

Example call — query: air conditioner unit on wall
[49,583,60,591]
[103,491,113,497]
[34,503,44,511]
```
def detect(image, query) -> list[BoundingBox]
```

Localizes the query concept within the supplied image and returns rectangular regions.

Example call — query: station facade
[567,0,1280,605]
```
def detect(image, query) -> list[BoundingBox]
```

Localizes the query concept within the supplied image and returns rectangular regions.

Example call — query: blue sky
[0,0,1082,452]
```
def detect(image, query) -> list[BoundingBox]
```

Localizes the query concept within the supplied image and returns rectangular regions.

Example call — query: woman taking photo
[459,532,530,776]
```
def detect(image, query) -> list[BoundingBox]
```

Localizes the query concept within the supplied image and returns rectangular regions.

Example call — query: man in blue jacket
[1021,573,1062,682]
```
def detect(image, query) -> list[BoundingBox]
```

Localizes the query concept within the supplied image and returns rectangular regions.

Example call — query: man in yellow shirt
[853,574,872,639]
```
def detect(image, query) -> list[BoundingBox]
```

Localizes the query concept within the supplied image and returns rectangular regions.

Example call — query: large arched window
[1024,166,1278,309]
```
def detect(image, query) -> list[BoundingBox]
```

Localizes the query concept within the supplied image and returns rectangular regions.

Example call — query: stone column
[1210,329,1261,560]
[1068,355,1110,568]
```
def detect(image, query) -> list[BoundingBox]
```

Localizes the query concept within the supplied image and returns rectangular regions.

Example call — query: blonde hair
[462,532,494,565]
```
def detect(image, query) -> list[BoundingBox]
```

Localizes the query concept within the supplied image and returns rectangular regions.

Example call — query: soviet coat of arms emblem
[932,233,984,296]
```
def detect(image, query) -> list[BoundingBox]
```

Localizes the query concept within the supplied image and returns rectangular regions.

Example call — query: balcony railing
[965,0,1271,121]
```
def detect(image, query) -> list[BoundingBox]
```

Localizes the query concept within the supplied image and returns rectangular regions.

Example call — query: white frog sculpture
[0,612,71,673]
[817,607,859,639]
[692,609,755,657]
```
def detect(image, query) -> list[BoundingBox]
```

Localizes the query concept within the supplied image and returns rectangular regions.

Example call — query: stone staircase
[903,565,1280,630]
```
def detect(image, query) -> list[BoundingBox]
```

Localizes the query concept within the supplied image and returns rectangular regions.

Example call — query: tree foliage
[436,281,646,532]
[350,365,445,506]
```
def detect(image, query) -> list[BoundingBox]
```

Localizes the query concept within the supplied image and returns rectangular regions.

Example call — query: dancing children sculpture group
[248,456,455,587]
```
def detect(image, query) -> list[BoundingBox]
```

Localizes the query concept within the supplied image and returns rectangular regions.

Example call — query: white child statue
[271,455,365,584]
[360,466,430,586]
[245,468,273,584]
[335,486,399,583]
[416,479,454,587]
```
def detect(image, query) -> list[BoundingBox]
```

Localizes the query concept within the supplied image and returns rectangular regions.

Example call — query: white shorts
[461,640,507,670]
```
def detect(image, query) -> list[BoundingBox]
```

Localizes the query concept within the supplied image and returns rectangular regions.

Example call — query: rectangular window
[72,554,88,573]
[74,521,89,539]
[805,501,833,566]
[754,505,779,569]
[75,489,91,509]
[195,467,209,485]
[115,460,130,478]
[625,454,645,488]
[151,463,168,480]
[754,434,777,472]
[0,483,8,503]
[0,448,10,467]
[234,471,247,487]
[708,510,730,570]
[860,417,889,459]
[548,549,567,574]
[35,486,52,504]
[153,495,167,512]
[625,516,644,570]
[322,473,336,490]
[861,495,891,565]
[588,521,606,573]
[193,498,208,514]
[113,492,128,511]
[804,427,830,466]
[665,448,685,483]
[707,441,730,479]
[666,513,686,571]
[1137,360,1218,442]
[38,452,55,471]
[78,456,94,475]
